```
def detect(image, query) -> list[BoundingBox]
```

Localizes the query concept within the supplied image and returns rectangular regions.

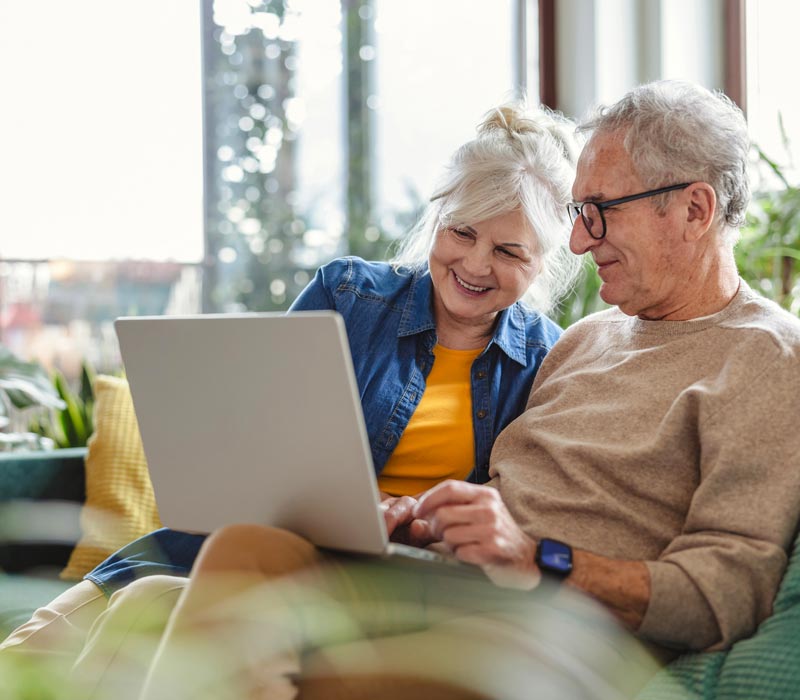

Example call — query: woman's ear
[684,182,716,241]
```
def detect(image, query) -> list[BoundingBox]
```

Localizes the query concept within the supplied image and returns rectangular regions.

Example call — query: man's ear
[684,183,716,241]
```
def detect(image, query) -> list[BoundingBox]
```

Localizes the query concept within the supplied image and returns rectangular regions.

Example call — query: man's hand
[410,484,651,628]
[413,481,541,589]
[380,495,437,549]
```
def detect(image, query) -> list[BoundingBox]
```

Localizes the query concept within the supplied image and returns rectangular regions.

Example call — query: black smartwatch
[535,538,573,579]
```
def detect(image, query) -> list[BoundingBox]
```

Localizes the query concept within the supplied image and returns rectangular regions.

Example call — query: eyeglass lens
[580,203,604,238]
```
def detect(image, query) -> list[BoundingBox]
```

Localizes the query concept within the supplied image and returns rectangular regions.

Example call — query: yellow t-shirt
[377,344,482,497]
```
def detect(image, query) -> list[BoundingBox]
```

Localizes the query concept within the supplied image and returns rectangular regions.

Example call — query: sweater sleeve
[639,347,800,651]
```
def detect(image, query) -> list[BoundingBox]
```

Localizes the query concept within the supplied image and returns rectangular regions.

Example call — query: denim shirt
[290,257,563,483]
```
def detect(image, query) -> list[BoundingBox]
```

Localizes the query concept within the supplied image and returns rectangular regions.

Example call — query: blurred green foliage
[0,347,65,420]
[28,364,96,449]
[554,258,608,329]
[0,346,65,451]
[736,146,800,315]
[0,345,97,451]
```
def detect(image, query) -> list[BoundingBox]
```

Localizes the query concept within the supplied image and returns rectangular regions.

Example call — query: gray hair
[578,80,750,242]
[390,102,583,316]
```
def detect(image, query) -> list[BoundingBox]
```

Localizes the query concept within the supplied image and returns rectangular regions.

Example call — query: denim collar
[398,267,529,366]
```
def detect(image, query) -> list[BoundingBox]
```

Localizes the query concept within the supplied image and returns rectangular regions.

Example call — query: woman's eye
[451,228,472,239]
[496,247,518,259]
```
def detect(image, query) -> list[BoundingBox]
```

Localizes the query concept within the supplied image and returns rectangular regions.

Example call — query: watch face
[538,539,572,575]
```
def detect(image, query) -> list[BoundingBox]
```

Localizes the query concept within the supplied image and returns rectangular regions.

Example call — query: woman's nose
[462,246,492,276]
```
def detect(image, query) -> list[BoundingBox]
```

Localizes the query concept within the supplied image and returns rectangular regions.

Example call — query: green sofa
[1,448,799,699]
[0,448,87,637]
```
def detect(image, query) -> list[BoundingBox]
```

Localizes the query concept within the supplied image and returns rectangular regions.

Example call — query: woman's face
[428,208,541,333]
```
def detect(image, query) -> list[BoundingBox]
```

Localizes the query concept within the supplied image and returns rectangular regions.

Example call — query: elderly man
[412,78,800,653]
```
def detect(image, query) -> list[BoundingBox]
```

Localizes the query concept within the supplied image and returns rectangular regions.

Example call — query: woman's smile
[452,270,492,296]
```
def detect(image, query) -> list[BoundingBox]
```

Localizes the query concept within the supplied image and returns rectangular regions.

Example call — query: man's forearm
[412,481,653,629]
[567,550,651,630]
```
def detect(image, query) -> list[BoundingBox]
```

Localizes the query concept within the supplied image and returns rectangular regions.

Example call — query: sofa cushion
[638,527,800,699]
[61,376,161,581]
[710,527,800,698]
[771,525,800,615]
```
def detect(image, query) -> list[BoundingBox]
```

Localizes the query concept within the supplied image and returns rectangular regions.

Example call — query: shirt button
[476,371,486,379]
[476,410,487,419]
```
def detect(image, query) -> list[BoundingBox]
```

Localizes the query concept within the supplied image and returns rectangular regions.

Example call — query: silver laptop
[115,312,476,570]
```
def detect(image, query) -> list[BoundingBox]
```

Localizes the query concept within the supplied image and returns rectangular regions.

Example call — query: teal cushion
[712,530,800,698]
[637,651,725,700]
[771,527,800,615]
[639,529,800,700]
[713,605,800,698]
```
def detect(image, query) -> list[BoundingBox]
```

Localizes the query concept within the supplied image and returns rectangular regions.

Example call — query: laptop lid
[114,311,389,555]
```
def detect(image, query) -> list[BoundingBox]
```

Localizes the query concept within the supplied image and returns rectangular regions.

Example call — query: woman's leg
[68,574,188,700]
[0,579,106,667]
[138,524,331,700]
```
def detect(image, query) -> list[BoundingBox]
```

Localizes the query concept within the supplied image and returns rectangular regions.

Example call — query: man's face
[569,131,692,319]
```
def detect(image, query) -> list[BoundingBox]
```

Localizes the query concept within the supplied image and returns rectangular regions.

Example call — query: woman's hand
[413,480,541,589]
[380,494,438,549]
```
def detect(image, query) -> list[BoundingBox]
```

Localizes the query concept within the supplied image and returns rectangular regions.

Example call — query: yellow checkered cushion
[60,375,162,580]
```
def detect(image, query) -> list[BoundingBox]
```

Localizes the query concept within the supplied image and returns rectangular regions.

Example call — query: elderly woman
[1,102,584,691]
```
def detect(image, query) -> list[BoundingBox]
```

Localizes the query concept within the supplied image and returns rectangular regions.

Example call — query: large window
[14,1,794,383]
[203,0,526,313]
[0,1,204,263]
[1,0,535,379]
[373,1,518,226]
[746,1,800,174]
[553,0,726,121]
[0,0,204,376]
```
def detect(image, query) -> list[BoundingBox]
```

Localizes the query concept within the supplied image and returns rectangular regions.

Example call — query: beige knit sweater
[489,282,800,651]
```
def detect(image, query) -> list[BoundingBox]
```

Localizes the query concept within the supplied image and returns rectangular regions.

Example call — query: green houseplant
[0,346,96,451]
[737,146,800,315]
[28,364,95,449]
[0,345,64,451]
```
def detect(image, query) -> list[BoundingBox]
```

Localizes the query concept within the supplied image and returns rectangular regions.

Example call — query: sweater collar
[629,279,752,336]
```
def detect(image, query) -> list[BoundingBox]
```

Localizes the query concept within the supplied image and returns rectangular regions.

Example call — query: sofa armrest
[0,447,87,501]
[0,448,87,573]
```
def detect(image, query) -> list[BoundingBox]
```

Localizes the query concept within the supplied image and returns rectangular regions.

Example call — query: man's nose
[569,216,602,256]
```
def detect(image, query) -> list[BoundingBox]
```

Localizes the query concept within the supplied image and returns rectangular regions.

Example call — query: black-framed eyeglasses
[567,183,692,240]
